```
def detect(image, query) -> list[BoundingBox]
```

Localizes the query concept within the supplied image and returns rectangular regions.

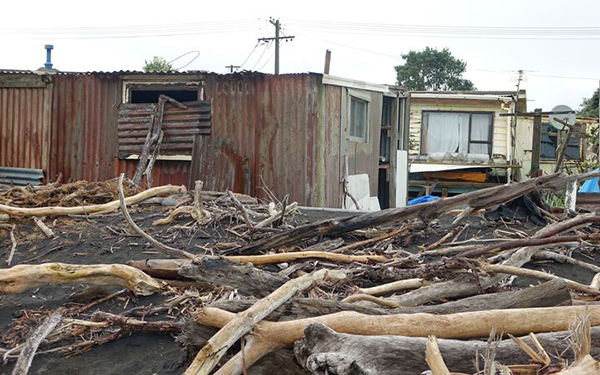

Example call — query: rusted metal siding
[115,159,191,187]
[319,84,343,207]
[2,71,346,206]
[0,85,52,171]
[193,73,340,207]
[50,74,121,182]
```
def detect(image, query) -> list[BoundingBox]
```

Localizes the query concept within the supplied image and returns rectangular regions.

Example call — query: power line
[249,41,272,71]
[0,20,263,39]
[168,50,200,70]
[257,50,276,71]
[300,33,600,82]
[284,18,600,40]
[239,42,261,69]
[6,17,600,40]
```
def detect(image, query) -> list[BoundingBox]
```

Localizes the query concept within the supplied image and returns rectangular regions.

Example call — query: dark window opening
[382,96,393,127]
[377,169,390,209]
[130,89,198,104]
[540,123,581,160]
[380,97,394,163]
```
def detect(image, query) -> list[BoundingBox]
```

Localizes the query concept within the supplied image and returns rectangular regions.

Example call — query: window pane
[470,114,492,142]
[470,143,489,154]
[350,97,367,140]
[425,112,469,154]
[541,123,557,159]
[565,129,581,160]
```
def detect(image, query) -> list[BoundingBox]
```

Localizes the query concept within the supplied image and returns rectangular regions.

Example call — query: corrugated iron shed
[0,70,346,206]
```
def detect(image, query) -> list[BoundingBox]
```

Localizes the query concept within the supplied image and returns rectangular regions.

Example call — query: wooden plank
[409,179,502,188]
[531,108,542,177]
[423,171,487,183]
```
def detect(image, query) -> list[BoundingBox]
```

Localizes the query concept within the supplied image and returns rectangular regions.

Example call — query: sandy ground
[1,206,599,374]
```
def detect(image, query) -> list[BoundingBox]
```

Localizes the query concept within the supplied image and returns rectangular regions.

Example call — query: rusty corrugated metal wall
[50,74,196,185]
[0,86,52,171]
[320,84,343,208]
[50,74,121,182]
[1,71,344,207]
[194,73,342,207]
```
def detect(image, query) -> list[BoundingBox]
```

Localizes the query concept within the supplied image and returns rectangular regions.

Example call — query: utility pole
[509,69,524,181]
[258,18,294,74]
[225,65,240,73]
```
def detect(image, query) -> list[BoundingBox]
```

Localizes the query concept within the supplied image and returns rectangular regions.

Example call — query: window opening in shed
[130,89,198,103]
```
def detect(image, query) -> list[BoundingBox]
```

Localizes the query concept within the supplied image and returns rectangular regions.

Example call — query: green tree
[578,88,599,118]
[143,56,173,73]
[395,47,475,91]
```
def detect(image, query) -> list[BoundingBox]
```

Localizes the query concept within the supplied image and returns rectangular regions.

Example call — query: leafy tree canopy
[143,56,173,73]
[578,88,599,118]
[395,47,475,91]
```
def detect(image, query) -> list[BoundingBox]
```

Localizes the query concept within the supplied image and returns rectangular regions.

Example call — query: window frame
[118,79,207,161]
[122,80,204,103]
[347,89,371,143]
[420,110,495,157]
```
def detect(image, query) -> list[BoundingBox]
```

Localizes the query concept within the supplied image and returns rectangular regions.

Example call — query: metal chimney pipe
[44,45,53,69]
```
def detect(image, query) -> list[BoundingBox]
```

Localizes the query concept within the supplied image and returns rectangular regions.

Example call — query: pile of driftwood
[2,171,600,374]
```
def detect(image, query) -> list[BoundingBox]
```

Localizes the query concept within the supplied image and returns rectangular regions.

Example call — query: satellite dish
[549,105,576,130]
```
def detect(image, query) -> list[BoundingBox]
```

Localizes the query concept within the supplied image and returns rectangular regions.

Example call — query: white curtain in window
[470,114,492,154]
[426,112,469,154]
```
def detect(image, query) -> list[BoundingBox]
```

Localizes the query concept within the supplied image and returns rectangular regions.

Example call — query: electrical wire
[299,33,600,82]
[284,18,600,39]
[7,17,600,40]
[169,50,200,70]
[249,41,272,71]
[257,49,275,72]
[239,42,261,69]
[0,20,262,39]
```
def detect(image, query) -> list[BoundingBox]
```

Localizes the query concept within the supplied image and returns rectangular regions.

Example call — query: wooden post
[323,49,331,74]
[531,108,542,177]
[555,123,575,173]
[565,179,577,212]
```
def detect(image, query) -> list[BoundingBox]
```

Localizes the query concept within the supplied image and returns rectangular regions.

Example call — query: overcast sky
[1,0,599,111]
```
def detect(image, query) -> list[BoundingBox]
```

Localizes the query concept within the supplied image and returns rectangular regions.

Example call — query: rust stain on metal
[0,86,51,172]
[50,74,121,183]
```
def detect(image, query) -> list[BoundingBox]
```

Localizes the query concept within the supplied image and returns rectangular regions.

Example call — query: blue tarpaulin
[579,169,600,193]
[407,195,441,206]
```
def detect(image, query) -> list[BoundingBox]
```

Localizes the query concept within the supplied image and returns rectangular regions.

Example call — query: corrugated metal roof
[0,69,39,75]
[0,167,44,186]
[55,70,211,76]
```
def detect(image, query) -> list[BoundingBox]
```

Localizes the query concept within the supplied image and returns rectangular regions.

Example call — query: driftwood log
[229,172,598,255]
[117,173,197,259]
[178,257,287,297]
[192,279,572,321]
[195,305,600,374]
[0,184,185,217]
[0,263,162,296]
[184,268,346,375]
[294,323,600,375]
[389,212,600,306]
[12,312,63,375]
